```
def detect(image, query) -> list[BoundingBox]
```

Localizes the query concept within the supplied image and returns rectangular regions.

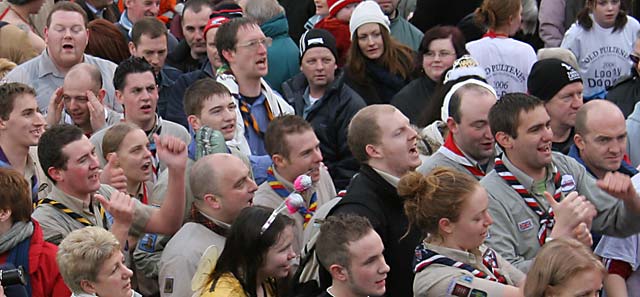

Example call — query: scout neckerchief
[439,133,486,180]
[121,115,162,179]
[266,166,317,228]
[238,96,274,138]
[188,202,229,237]
[134,182,149,205]
[483,30,508,38]
[494,155,562,245]
[413,242,507,284]
[37,198,106,227]
[0,147,38,204]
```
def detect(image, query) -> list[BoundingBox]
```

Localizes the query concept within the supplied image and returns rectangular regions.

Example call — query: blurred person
[85,19,131,64]
[304,0,328,30]
[344,1,413,105]
[166,0,213,73]
[0,0,46,53]
[74,0,120,23]
[391,25,467,124]
[606,32,640,118]
[370,0,423,50]
[536,47,579,70]
[0,22,38,64]
[314,0,362,66]
[116,0,178,51]
[0,58,17,79]
[538,0,585,48]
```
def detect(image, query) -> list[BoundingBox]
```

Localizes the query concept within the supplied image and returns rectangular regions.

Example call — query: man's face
[344,230,389,297]
[114,129,152,184]
[116,71,158,126]
[206,28,223,69]
[88,251,134,297]
[223,24,269,80]
[183,7,213,58]
[191,93,237,141]
[450,89,496,163]
[280,129,323,183]
[544,82,583,130]
[130,34,168,74]
[0,94,44,147]
[576,107,627,175]
[62,75,100,127]
[501,106,554,173]
[374,0,399,15]
[370,109,421,177]
[214,156,258,223]
[56,136,102,195]
[45,11,89,70]
[125,0,160,23]
[300,47,337,91]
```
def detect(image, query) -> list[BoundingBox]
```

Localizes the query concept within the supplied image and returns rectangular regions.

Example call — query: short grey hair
[243,0,284,25]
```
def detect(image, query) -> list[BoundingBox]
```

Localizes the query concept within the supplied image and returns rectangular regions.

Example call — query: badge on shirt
[163,277,174,293]
[517,219,534,232]
[447,276,488,297]
[561,174,576,192]
[137,233,158,253]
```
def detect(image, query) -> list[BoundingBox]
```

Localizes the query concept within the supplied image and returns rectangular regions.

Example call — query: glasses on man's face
[236,37,273,51]
[629,54,640,64]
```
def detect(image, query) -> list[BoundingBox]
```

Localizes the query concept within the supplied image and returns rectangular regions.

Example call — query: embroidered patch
[517,219,534,232]
[460,275,474,284]
[137,233,158,253]
[470,289,488,297]
[163,277,174,293]
[560,175,576,192]
[447,281,471,297]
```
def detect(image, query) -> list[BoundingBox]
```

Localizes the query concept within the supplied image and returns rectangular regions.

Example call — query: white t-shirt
[561,15,640,98]
[594,234,640,296]
[466,37,537,98]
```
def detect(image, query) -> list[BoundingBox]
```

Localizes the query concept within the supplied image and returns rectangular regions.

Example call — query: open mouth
[538,143,551,154]
[141,161,151,172]
[221,123,235,133]
[256,58,267,67]
[62,43,74,51]
[140,104,153,113]
[30,128,42,137]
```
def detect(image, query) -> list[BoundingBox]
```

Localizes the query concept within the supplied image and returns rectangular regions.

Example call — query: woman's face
[593,0,620,28]
[357,23,385,60]
[115,129,152,184]
[422,37,457,81]
[87,251,134,297]
[444,186,493,251]
[547,268,603,297]
[259,225,296,279]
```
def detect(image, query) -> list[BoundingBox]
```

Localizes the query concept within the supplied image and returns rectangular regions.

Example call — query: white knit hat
[349,1,390,37]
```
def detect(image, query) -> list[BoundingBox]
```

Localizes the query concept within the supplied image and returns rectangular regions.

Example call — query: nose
[150,3,159,15]
[485,212,494,226]
[312,147,323,163]
[542,125,553,141]
[122,263,133,279]
[571,94,583,108]
[34,112,45,127]
[248,177,258,193]
[380,261,390,274]
[287,247,297,260]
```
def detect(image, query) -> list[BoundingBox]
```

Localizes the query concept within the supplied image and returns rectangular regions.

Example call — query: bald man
[569,100,637,179]
[45,63,122,137]
[158,153,257,297]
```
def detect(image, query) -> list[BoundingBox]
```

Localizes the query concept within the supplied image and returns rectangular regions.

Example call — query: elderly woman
[57,227,142,297]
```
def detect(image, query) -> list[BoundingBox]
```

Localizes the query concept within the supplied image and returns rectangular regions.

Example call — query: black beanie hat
[298,29,338,61]
[528,58,582,101]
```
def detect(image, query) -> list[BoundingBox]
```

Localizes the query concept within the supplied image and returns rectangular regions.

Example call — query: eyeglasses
[630,54,640,64]
[236,37,273,51]
[424,50,456,59]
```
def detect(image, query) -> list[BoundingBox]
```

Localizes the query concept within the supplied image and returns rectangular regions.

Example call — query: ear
[97,89,106,104]
[438,217,453,235]
[115,89,124,105]
[85,29,90,47]
[124,0,134,9]
[80,280,97,294]
[445,117,458,134]
[365,143,383,160]
[328,264,348,282]
[128,41,137,56]
[0,117,6,130]
[0,209,12,222]
[221,49,235,64]
[574,134,585,151]
[203,193,222,210]
[48,166,64,183]
[187,115,202,131]
[272,153,287,169]
[494,131,513,150]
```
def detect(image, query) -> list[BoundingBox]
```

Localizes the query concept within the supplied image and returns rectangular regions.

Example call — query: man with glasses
[527,58,584,155]
[215,17,294,159]
[606,32,640,118]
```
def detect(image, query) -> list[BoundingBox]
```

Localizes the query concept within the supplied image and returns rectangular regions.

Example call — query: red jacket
[315,17,351,67]
[0,220,71,297]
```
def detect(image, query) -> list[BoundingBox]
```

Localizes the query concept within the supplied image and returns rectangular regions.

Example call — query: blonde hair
[398,167,480,240]
[524,238,605,297]
[0,58,17,79]
[56,227,121,294]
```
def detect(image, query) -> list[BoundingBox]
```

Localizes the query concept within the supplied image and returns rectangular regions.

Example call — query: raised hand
[100,153,127,193]
[573,222,593,247]
[86,90,106,132]
[96,191,134,228]
[546,191,595,239]
[153,134,187,170]
[597,171,638,203]
[45,87,64,127]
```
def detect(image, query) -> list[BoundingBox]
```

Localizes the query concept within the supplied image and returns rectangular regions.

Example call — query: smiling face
[45,10,89,70]
[422,37,456,82]
[115,71,158,129]
[182,6,213,59]
[356,23,384,60]
[300,47,337,91]
[0,93,44,147]
[443,185,493,251]
[115,129,152,184]
[592,0,620,28]
[191,93,237,141]
[54,137,102,197]
[344,230,390,297]
[259,225,297,279]
[223,24,269,80]
[88,251,134,297]
[125,0,160,23]
[368,109,421,177]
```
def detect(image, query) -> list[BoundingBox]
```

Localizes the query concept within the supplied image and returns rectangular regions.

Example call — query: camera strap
[7,236,31,296]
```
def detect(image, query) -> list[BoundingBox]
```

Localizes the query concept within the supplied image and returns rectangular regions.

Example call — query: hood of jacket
[260,13,290,39]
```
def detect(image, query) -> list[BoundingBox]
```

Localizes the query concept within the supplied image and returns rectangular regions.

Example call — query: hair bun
[398,171,429,199]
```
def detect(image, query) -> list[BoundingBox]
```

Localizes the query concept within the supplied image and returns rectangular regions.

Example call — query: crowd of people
[3,0,640,296]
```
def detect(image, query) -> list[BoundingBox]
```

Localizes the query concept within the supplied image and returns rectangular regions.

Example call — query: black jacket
[391,76,436,124]
[607,71,640,118]
[75,0,120,23]
[166,39,206,73]
[282,71,366,190]
[326,164,422,297]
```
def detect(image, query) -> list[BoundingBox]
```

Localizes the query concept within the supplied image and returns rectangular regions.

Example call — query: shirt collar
[372,168,400,188]
[501,153,556,192]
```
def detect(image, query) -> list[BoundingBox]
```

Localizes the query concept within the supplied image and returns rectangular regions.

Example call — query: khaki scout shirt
[32,184,153,245]
[413,243,524,297]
